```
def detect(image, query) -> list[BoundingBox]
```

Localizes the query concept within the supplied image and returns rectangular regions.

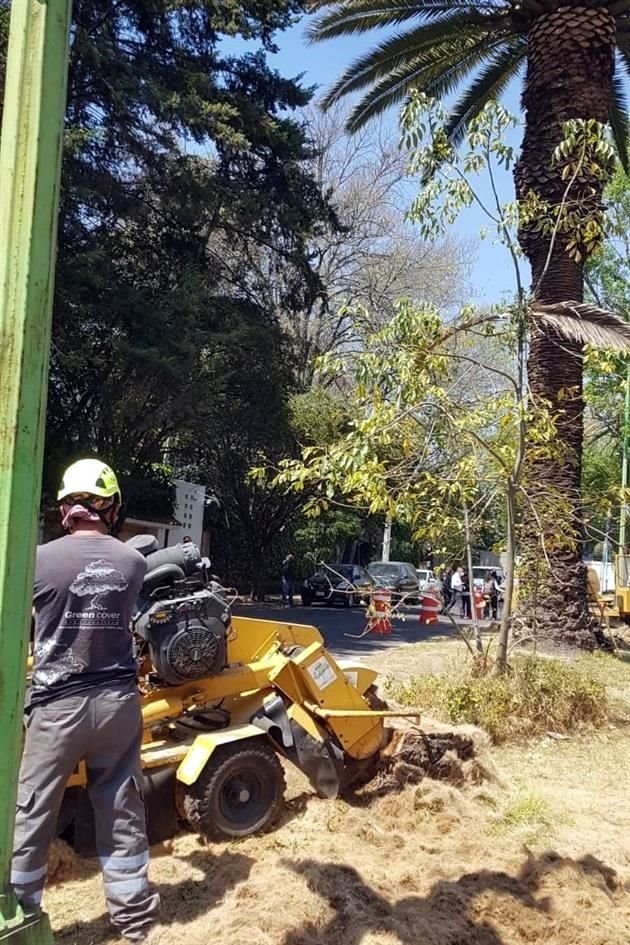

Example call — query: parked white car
[471,567,505,599]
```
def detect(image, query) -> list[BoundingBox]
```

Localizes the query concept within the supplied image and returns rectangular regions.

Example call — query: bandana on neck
[61,503,102,530]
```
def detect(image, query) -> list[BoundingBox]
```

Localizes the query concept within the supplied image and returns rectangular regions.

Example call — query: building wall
[478,551,502,569]
[118,519,166,546]
[167,479,206,549]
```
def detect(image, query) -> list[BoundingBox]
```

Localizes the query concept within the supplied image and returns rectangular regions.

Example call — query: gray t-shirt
[29,534,147,706]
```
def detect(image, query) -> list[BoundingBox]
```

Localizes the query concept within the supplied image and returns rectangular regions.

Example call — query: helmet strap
[98,500,121,534]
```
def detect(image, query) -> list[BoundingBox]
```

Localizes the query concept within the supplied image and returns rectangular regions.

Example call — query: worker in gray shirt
[12,459,161,943]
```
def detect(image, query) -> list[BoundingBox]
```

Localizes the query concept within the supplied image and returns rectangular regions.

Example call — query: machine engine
[128,536,230,686]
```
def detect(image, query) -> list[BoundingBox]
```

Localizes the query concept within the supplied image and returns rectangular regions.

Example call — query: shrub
[386,656,607,742]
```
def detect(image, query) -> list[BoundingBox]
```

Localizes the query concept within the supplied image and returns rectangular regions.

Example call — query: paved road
[232,601,456,661]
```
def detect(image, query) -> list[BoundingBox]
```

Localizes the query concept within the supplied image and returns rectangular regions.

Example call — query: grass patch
[578,650,630,721]
[386,655,608,742]
[499,792,552,829]
[491,791,557,846]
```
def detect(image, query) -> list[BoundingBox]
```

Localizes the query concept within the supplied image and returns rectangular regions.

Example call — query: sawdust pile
[48,840,77,884]
[43,724,630,945]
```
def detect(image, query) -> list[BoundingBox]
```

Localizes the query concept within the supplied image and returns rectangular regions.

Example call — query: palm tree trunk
[514,6,615,644]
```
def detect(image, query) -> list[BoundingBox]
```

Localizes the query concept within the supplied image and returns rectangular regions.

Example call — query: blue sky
[262,18,528,304]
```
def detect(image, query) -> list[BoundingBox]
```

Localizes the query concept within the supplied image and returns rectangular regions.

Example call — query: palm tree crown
[309,0,630,160]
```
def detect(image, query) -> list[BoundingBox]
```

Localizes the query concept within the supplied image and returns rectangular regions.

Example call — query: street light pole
[0,1,72,940]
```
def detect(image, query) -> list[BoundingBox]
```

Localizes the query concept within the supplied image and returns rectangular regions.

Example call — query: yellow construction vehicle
[55,538,416,852]
[586,557,630,639]
[612,553,630,621]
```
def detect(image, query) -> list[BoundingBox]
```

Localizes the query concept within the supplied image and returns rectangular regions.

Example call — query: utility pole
[381,519,392,562]
[463,504,482,654]
[619,363,630,553]
[0,1,72,941]
[602,509,612,592]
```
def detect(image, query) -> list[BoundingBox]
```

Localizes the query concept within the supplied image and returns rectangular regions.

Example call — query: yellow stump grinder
[53,537,418,853]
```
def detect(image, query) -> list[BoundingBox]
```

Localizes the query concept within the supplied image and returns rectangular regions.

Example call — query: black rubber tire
[181,739,286,841]
[301,591,313,606]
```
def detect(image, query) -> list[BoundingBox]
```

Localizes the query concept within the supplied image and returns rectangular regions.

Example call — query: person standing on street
[282,555,295,607]
[449,567,464,616]
[441,567,453,609]
[12,459,160,943]
[461,570,472,619]
[281,554,295,606]
[483,570,499,620]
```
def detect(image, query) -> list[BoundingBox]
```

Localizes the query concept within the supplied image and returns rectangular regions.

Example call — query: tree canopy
[0,0,334,517]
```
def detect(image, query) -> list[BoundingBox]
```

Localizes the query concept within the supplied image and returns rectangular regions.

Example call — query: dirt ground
[45,639,630,945]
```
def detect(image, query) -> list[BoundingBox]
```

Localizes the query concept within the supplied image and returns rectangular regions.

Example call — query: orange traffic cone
[371,589,392,634]
[419,593,439,625]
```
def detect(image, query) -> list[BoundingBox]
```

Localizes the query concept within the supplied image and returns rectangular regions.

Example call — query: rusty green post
[0,0,72,940]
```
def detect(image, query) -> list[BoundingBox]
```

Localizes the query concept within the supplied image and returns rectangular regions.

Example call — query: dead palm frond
[530,301,630,352]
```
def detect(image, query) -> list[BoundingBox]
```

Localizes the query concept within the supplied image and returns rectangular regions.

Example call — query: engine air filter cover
[165,618,225,681]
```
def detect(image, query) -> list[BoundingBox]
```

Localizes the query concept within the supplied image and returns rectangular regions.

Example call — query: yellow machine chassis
[65,615,418,795]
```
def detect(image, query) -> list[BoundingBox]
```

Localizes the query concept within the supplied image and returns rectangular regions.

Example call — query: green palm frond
[308,2,438,42]
[617,38,630,79]
[422,35,514,104]
[307,0,488,7]
[344,32,517,131]
[308,1,486,42]
[610,69,629,172]
[445,39,527,145]
[312,0,630,166]
[420,35,517,102]
[319,12,504,107]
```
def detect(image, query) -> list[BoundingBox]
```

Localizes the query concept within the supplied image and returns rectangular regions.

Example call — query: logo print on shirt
[32,639,85,687]
[69,559,129,611]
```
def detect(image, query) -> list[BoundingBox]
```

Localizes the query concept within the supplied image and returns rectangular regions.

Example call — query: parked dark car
[367,561,420,604]
[301,564,374,607]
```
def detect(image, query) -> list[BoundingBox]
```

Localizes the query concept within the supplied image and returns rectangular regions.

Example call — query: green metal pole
[620,362,630,553]
[0,0,72,940]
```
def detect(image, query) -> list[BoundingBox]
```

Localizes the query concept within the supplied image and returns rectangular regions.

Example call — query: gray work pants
[12,680,160,941]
